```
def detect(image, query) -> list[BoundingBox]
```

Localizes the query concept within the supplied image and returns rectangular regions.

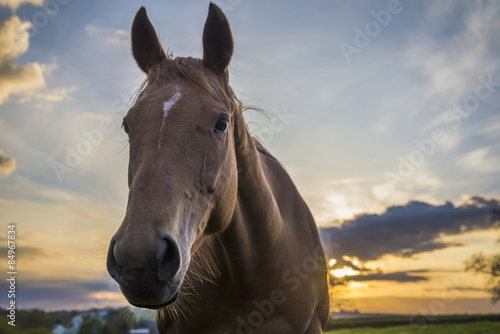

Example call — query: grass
[324,314,500,331]
[325,321,500,334]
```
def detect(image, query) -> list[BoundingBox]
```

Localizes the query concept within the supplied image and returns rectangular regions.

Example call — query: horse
[106,3,329,333]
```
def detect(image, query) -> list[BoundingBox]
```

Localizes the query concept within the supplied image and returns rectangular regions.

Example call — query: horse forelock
[134,54,250,153]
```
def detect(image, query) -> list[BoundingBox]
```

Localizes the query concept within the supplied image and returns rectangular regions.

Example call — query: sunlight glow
[328,258,337,267]
[331,266,360,278]
[88,291,126,301]
[342,255,361,267]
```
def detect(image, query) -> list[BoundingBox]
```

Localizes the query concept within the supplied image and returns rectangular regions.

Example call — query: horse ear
[131,7,166,73]
[202,3,234,74]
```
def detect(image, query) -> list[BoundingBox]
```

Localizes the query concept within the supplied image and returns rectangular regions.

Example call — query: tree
[78,317,103,334]
[464,209,500,303]
[465,252,500,303]
[25,328,51,334]
[0,321,17,334]
[102,309,137,334]
[16,309,60,330]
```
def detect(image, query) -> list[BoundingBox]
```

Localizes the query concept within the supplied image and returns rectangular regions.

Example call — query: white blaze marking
[157,86,181,151]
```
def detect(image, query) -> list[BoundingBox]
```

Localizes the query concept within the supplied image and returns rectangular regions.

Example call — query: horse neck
[216,118,284,285]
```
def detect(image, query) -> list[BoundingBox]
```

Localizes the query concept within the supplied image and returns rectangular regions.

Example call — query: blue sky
[0,0,499,314]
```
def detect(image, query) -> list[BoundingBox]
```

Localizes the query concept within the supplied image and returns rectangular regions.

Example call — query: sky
[0,0,499,316]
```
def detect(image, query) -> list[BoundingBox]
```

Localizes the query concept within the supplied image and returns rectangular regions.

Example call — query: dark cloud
[331,256,365,272]
[0,245,64,261]
[0,278,122,310]
[0,150,16,175]
[350,270,429,283]
[320,196,500,261]
[453,286,488,292]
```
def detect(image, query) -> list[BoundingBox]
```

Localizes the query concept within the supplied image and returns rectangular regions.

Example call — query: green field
[326,321,500,334]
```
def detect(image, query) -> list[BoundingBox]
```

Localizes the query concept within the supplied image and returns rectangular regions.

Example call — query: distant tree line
[0,308,63,334]
[0,308,139,334]
[78,309,139,334]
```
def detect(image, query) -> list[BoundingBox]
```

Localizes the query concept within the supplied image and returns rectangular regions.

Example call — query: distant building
[129,329,150,334]
[51,314,83,334]
[51,307,158,334]
[52,324,66,334]
[98,309,108,320]
[68,315,83,334]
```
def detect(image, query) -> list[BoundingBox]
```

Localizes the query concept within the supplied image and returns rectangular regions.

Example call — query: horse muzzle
[106,232,184,309]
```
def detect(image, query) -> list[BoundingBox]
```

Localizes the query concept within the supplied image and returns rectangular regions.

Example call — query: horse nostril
[158,233,181,282]
[106,239,122,283]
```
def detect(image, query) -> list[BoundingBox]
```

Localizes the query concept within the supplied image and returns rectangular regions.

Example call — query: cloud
[458,148,500,173]
[0,16,75,104]
[0,233,65,259]
[19,85,79,103]
[0,16,46,104]
[0,0,44,10]
[105,30,128,47]
[350,270,429,283]
[0,150,16,174]
[406,1,500,101]
[302,178,378,226]
[0,278,126,311]
[320,196,500,261]
[453,286,488,292]
[0,245,64,260]
[85,25,129,48]
[0,246,64,262]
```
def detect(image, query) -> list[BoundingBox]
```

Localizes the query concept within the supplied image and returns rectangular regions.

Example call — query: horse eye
[122,118,130,135]
[213,116,229,134]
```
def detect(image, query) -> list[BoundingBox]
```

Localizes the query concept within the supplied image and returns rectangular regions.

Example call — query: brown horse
[106,3,329,333]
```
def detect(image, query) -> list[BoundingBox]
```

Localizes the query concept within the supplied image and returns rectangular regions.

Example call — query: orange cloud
[0,0,44,10]
[0,16,45,104]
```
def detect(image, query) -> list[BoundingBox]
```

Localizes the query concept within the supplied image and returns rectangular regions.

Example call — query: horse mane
[147,55,227,103]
